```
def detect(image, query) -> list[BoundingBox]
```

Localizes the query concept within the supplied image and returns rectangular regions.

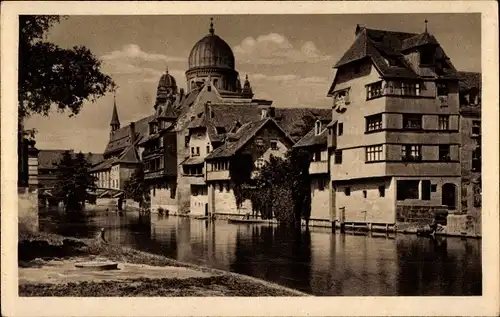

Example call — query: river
[38,207,482,296]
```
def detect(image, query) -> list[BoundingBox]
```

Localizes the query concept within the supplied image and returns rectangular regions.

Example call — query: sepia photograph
[2,1,499,316]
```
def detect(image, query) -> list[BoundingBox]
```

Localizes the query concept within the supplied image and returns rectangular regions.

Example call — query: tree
[123,166,150,208]
[53,151,96,212]
[19,15,114,120]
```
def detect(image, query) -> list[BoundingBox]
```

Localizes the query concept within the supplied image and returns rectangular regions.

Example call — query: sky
[25,13,481,153]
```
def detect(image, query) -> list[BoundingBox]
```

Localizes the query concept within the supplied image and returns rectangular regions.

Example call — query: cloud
[102,44,186,63]
[233,33,332,65]
[100,44,187,90]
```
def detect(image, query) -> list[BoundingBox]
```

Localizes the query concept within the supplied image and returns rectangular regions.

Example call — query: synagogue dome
[188,19,235,70]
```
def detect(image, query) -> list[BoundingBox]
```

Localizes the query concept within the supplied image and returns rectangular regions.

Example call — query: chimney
[129,122,136,144]
[355,24,362,36]
[180,88,185,101]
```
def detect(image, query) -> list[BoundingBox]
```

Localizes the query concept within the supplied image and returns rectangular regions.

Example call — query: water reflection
[38,208,482,296]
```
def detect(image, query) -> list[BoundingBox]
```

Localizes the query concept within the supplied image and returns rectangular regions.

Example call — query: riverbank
[18,232,307,297]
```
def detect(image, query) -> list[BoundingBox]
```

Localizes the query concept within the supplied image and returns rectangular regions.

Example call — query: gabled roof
[293,126,328,148]
[115,145,141,164]
[333,26,452,84]
[205,118,295,160]
[104,115,153,155]
[180,156,205,166]
[457,71,481,92]
[90,157,116,172]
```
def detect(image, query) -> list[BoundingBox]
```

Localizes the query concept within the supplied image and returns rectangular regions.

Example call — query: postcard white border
[2,1,499,316]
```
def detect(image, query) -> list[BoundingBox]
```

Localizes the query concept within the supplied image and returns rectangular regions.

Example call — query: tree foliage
[53,151,96,212]
[19,15,115,120]
[123,166,150,208]
[229,149,312,225]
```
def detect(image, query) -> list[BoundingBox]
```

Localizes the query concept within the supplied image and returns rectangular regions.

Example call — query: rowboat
[227,218,270,224]
[194,216,209,220]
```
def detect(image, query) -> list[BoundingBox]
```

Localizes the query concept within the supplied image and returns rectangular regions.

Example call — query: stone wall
[212,181,252,215]
[18,187,39,233]
[445,214,481,237]
[151,184,178,214]
[396,205,448,225]
[310,177,330,221]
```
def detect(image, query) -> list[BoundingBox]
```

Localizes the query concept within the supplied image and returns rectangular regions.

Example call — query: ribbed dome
[188,25,235,70]
[158,71,177,88]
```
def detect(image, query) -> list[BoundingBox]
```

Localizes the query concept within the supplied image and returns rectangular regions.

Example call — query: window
[344,187,351,196]
[255,158,265,169]
[255,138,264,146]
[438,115,449,130]
[196,147,200,156]
[213,78,219,88]
[207,85,211,92]
[271,140,278,150]
[363,190,367,198]
[421,180,431,200]
[379,185,385,197]
[403,114,422,130]
[338,123,344,136]
[366,145,383,162]
[315,120,322,135]
[206,145,210,154]
[472,120,481,136]
[191,147,195,156]
[366,114,382,132]
[473,183,481,207]
[472,147,481,172]
[367,81,383,99]
[400,82,420,96]
[431,184,437,192]
[218,182,223,192]
[396,180,419,200]
[318,178,327,191]
[439,145,451,161]
[401,145,422,161]
[313,149,321,162]
[334,150,342,164]
[437,83,448,96]
[185,136,189,147]
[170,186,176,199]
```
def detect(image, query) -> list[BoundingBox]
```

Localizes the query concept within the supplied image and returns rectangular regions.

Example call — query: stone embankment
[18,232,307,297]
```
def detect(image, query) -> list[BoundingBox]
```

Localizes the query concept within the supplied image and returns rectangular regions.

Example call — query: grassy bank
[18,232,307,297]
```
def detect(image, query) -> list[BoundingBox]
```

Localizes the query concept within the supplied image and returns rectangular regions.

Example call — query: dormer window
[314,120,322,135]
[261,109,268,119]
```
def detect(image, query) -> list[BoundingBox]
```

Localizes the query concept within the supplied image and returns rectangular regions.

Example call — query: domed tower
[155,68,178,109]
[186,18,240,93]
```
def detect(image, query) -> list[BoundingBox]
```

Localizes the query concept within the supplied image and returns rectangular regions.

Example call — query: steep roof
[104,115,154,155]
[333,26,454,82]
[110,100,120,127]
[293,127,328,148]
[115,145,141,164]
[457,71,481,92]
[206,118,295,160]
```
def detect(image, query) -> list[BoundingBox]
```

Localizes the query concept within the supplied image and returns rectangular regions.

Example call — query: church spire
[209,17,215,35]
[424,19,428,33]
[110,94,120,132]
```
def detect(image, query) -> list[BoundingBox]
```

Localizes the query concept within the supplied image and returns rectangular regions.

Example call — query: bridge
[39,187,125,199]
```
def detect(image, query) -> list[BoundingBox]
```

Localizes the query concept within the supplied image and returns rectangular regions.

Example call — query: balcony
[309,161,328,175]
[144,169,175,180]
[206,170,230,181]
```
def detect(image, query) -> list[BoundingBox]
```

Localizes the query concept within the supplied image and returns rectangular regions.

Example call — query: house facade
[457,71,481,219]
[327,25,462,229]
[92,19,329,214]
[293,119,332,223]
